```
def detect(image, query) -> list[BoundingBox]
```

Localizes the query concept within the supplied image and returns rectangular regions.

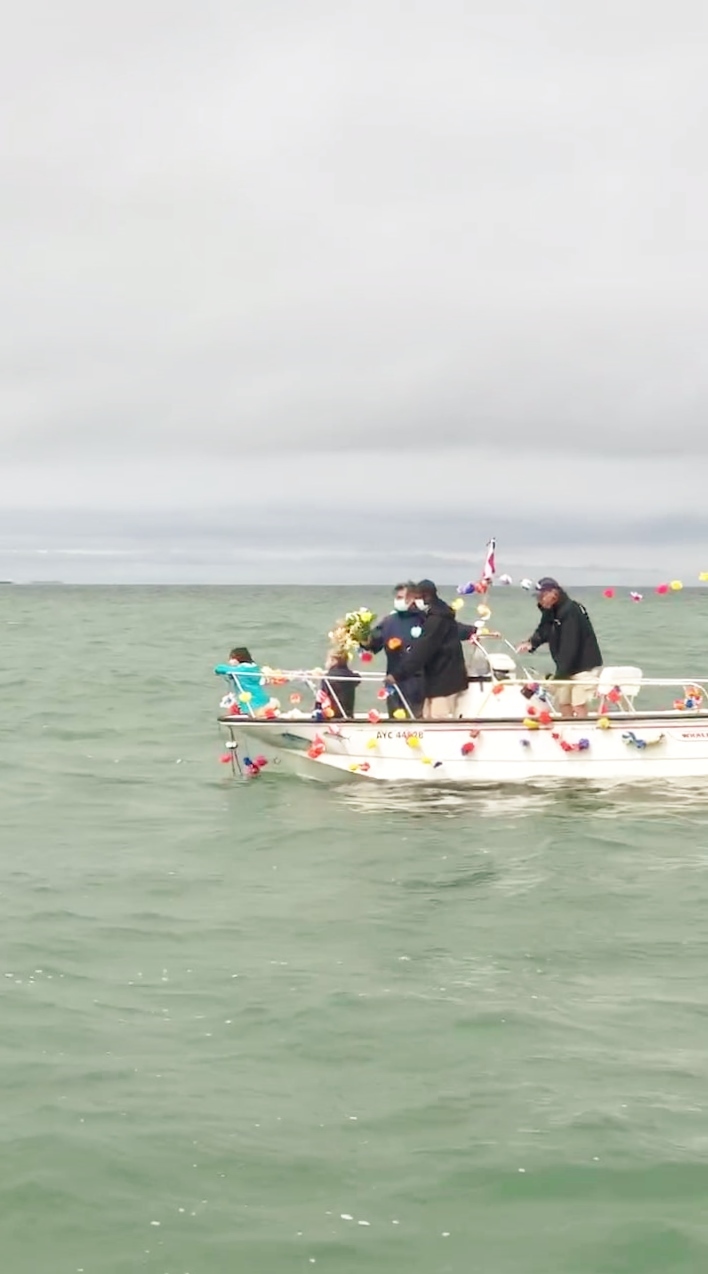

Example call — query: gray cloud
[1,0,707,577]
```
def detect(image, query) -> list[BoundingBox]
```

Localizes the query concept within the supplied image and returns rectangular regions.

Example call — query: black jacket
[394,598,468,699]
[529,593,602,680]
[368,610,425,708]
[321,663,361,718]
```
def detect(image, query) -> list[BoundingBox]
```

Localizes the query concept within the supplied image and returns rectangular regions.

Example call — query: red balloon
[603,588,615,599]
[219,753,233,764]
[656,583,669,595]
[360,651,373,663]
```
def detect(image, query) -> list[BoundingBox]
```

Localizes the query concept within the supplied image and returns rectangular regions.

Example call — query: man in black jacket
[365,581,426,718]
[367,581,479,718]
[517,577,603,719]
[388,580,469,719]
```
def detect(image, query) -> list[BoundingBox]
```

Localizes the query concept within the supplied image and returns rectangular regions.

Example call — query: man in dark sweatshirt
[517,577,603,718]
[365,581,426,717]
[387,580,470,719]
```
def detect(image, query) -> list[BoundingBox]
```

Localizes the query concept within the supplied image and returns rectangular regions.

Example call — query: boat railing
[215,663,708,721]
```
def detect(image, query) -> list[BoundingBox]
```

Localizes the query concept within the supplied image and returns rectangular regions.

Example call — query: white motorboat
[214,648,708,784]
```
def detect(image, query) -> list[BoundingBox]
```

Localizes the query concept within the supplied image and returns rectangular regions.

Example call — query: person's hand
[384,674,396,686]
[516,641,532,654]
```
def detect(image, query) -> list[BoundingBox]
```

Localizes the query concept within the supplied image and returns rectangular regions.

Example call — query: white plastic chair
[596,666,643,712]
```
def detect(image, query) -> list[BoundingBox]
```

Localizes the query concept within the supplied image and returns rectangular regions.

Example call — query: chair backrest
[597,666,643,700]
[489,653,517,677]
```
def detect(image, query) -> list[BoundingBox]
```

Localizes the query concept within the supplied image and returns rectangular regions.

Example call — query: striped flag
[481,537,496,583]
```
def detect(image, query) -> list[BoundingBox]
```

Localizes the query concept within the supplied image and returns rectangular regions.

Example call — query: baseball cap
[535,576,561,593]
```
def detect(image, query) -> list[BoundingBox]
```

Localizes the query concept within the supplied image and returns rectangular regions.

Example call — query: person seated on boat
[318,648,361,720]
[227,647,273,717]
[386,580,468,719]
[516,578,603,720]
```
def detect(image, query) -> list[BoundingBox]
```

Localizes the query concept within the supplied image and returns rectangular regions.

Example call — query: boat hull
[219,714,708,784]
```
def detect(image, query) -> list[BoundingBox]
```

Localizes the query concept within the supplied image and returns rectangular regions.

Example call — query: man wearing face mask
[364,581,426,717]
[386,579,470,719]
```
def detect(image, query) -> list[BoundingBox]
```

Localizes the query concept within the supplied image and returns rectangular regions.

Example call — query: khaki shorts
[554,668,602,708]
[423,694,462,720]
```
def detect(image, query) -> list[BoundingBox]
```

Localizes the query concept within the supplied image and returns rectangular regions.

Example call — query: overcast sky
[1,0,707,582]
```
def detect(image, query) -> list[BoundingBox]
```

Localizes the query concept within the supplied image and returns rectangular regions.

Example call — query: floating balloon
[451,598,465,611]
[360,651,373,663]
[655,583,669,595]
[670,580,683,591]
[377,688,388,700]
[520,578,533,590]
[629,591,643,602]
[367,709,381,723]
[603,588,615,599]
[477,604,491,619]
[700,572,708,582]
[498,574,512,585]
[219,753,233,764]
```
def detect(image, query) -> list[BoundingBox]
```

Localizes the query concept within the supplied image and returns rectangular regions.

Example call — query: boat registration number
[376,730,424,740]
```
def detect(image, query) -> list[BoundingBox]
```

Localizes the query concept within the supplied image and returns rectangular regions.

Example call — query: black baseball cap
[535,576,561,593]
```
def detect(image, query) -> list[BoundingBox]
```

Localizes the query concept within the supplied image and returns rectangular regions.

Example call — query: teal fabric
[214,663,270,711]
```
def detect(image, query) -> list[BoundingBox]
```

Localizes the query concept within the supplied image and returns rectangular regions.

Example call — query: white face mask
[415,598,427,611]
[393,597,408,612]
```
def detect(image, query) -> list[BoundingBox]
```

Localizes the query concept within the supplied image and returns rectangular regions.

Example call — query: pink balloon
[656,583,669,595]
[603,588,615,598]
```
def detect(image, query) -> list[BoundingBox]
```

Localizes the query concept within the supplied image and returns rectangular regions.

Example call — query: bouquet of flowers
[328,607,377,657]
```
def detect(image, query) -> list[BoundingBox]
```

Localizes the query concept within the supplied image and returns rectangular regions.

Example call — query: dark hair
[229,647,253,662]
[394,580,416,593]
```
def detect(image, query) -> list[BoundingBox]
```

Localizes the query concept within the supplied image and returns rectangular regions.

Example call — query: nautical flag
[482,537,496,583]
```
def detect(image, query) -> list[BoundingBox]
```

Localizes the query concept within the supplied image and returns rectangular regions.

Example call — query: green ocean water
[4,584,708,1274]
